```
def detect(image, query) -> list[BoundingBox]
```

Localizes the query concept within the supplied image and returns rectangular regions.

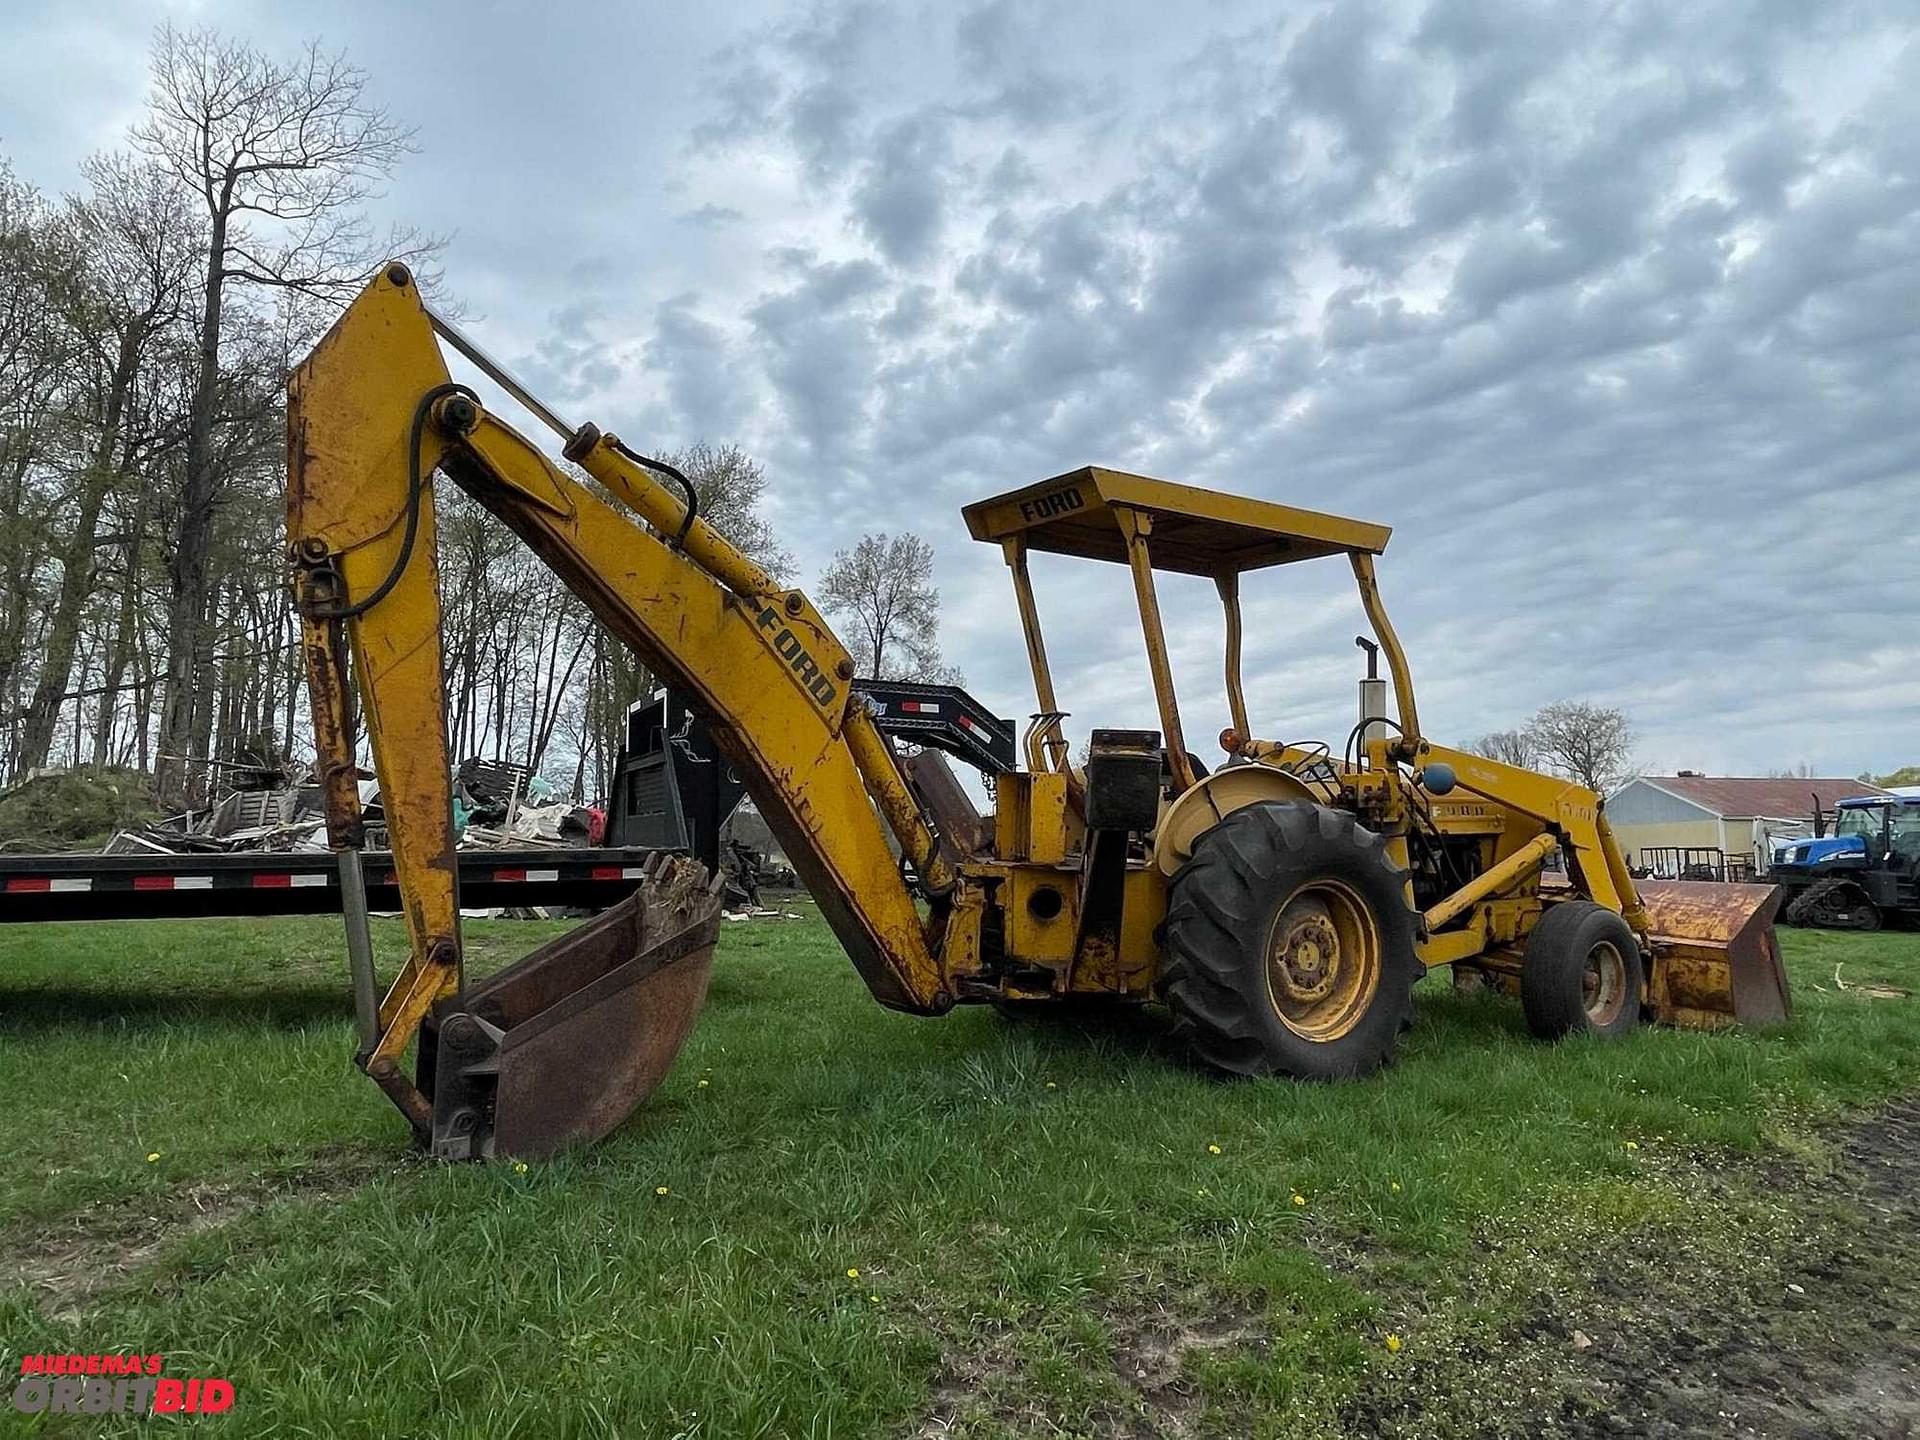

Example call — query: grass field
[2,906,1917,1437]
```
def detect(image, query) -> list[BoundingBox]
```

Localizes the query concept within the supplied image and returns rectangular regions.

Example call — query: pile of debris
[453,757,605,849]
[103,767,327,855]
[101,757,604,856]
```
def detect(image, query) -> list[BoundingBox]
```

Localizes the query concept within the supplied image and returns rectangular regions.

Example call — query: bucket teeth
[422,855,722,1160]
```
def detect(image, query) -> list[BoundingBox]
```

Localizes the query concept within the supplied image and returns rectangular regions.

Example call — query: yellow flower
[1207,1144,1222,1156]
[1292,1193,1307,1208]
[846,1267,860,1279]
[1045,1082,1057,1090]
[1390,1181,1402,1193]
[145,1152,160,1164]
[1385,1334,1402,1354]
[513,1161,529,1175]
[698,1079,710,1088]
[1197,1188,1209,1197]
[868,1294,880,1304]
[1623,1141,1639,1152]
[655,1185,670,1196]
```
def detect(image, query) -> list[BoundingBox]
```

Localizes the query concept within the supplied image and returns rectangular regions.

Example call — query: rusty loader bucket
[420,855,724,1160]
[1638,880,1791,1030]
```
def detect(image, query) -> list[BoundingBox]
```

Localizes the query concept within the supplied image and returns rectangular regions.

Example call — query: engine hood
[1775,834,1866,867]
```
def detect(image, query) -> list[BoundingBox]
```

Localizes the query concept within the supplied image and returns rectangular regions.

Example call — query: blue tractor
[1772,794,1920,930]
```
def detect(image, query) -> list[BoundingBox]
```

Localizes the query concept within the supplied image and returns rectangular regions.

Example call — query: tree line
[0,24,952,814]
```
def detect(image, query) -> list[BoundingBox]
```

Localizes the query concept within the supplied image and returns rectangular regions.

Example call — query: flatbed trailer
[0,847,663,924]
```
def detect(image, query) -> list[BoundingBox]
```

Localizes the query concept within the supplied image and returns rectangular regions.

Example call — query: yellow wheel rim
[1264,879,1382,1043]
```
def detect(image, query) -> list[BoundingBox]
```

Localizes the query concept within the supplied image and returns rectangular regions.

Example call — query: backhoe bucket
[421,854,723,1160]
[1638,880,1791,1030]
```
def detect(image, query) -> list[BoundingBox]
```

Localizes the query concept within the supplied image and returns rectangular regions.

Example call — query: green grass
[1,910,1916,1438]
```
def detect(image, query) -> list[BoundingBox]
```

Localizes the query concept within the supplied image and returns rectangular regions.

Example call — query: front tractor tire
[1160,801,1421,1080]
[1520,901,1644,1041]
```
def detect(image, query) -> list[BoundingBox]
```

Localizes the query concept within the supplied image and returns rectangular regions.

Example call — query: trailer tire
[1521,901,1643,1041]
[1160,801,1420,1080]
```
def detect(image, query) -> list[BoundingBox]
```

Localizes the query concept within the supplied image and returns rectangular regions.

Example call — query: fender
[1152,762,1322,876]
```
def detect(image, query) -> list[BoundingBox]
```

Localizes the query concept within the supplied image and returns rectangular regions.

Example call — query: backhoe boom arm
[290,265,954,1137]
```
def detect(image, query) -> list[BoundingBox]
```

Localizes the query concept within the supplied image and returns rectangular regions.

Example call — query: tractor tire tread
[1520,900,1644,1041]
[1159,800,1421,1080]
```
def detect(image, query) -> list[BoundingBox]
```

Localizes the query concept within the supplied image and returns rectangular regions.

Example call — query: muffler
[420,854,723,1160]
[1638,879,1791,1030]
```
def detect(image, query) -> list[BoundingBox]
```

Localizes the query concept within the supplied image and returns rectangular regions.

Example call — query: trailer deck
[0,847,661,923]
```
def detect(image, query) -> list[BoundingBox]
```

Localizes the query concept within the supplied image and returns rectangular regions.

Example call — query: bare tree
[0,162,75,747]
[131,23,435,804]
[15,155,195,772]
[669,442,794,580]
[1467,728,1537,769]
[1526,700,1636,794]
[817,532,958,683]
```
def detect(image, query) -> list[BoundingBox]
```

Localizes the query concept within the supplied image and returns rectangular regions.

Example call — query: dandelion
[698,1079,711,1089]
[1197,1188,1209,1197]
[1292,1193,1307,1208]
[1385,1334,1402,1354]
[655,1185,670,1196]
[513,1162,529,1175]
[145,1152,160,1164]
[1045,1082,1057,1090]
[868,1295,880,1304]
[1207,1143,1222,1156]
[1390,1181,1402,1194]
[846,1268,860,1280]
[1623,1140,1639,1152]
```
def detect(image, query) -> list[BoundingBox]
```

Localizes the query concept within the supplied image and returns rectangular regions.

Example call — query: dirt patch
[1570,1097,1920,1439]
[1110,1305,1263,1399]
[1346,1095,1920,1439]
[911,1296,1266,1439]
[2,1147,394,1322]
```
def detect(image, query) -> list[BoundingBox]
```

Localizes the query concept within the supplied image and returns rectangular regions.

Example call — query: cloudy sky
[4,0,1917,779]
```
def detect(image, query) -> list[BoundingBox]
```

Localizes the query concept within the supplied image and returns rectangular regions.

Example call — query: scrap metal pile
[102,758,603,856]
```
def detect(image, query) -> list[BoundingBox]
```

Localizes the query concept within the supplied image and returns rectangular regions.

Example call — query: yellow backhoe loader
[289,264,1790,1160]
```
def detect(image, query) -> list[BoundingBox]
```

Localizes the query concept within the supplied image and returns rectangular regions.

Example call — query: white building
[1605,774,1890,879]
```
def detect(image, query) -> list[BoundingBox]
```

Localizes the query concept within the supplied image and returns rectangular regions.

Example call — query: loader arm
[289,264,956,1145]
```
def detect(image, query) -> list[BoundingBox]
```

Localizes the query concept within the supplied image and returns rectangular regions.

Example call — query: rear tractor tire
[1160,801,1421,1080]
[1520,901,1644,1041]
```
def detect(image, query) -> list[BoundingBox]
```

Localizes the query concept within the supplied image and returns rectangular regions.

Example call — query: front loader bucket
[1638,880,1791,1030]
[421,854,723,1160]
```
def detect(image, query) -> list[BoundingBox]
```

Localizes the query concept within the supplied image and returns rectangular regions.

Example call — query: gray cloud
[6,0,1914,775]
[852,112,950,264]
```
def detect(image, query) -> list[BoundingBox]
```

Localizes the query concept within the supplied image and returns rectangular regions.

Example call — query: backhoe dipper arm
[289,265,954,1131]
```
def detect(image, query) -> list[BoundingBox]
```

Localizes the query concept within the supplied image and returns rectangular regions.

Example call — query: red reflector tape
[5,877,51,892]
[253,874,293,888]
[133,875,175,891]
[494,868,526,882]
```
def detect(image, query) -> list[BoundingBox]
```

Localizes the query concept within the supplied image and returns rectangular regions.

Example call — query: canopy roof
[961,466,1391,576]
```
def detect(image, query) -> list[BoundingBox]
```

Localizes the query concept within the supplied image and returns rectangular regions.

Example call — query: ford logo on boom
[755,606,839,707]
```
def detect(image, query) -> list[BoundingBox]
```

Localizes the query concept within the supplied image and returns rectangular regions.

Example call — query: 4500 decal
[755,605,840,708]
